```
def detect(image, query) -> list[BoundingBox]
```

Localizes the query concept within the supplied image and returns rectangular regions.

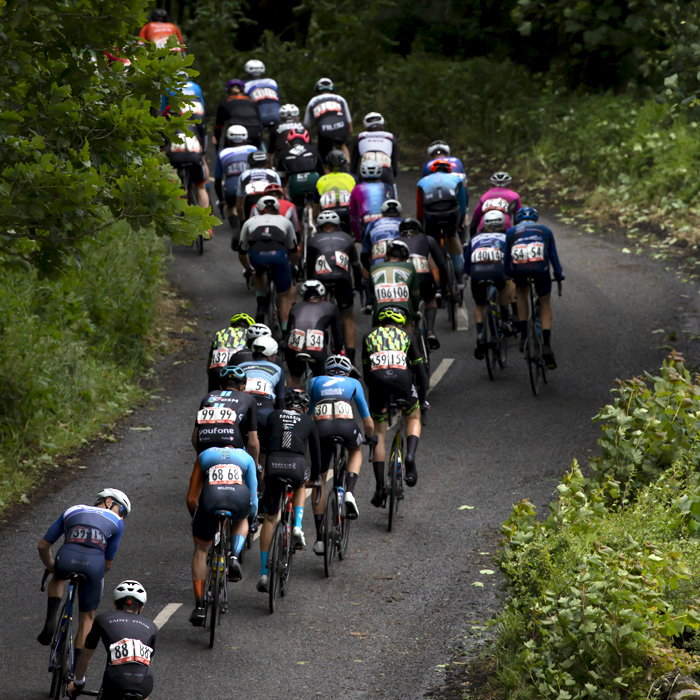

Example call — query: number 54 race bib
[511,242,544,264]
[109,638,153,666]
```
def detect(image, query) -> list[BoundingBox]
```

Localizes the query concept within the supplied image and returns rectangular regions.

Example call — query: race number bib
[375,282,409,303]
[471,247,503,264]
[363,212,381,224]
[109,639,153,666]
[319,190,351,209]
[313,100,342,119]
[209,348,231,369]
[511,242,544,264]
[361,151,391,168]
[208,464,243,486]
[182,99,203,117]
[482,197,509,214]
[410,254,430,273]
[171,134,202,153]
[197,407,237,425]
[225,161,248,177]
[251,87,278,102]
[372,241,387,261]
[287,329,306,351]
[334,251,349,271]
[314,255,333,275]
[244,180,269,197]
[306,329,324,352]
[245,377,273,397]
[370,351,407,371]
[66,527,106,548]
[314,400,353,420]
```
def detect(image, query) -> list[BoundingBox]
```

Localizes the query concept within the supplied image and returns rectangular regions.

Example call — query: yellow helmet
[377,306,407,326]
[230,313,255,327]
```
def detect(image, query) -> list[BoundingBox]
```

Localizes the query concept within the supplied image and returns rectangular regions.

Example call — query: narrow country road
[1,172,697,700]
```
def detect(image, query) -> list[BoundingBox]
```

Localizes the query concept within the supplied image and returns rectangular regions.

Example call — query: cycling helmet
[247,150,267,167]
[427,140,450,157]
[363,112,385,130]
[263,183,284,197]
[515,206,539,223]
[301,279,326,300]
[279,104,299,121]
[226,125,248,144]
[244,59,265,77]
[360,159,382,180]
[247,323,271,341]
[287,127,310,144]
[285,388,310,410]
[399,217,423,234]
[114,580,147,605]
[219,364,247,383]
[378,306,408,326]
[325,354,353,375]
[257,195,280,214]
[490,171,512,187]
[251,336,278,358]
[226,78,245,91]
[385,239,410,261]
[381,199,402,217]
[316,210,341,230]
[230,312,254,327]
[482,211,506,232]
[315,78,334,93]
[150,8,168,22]
[430,158,453,174]
[326,150,348,168]
[96,489,131,517]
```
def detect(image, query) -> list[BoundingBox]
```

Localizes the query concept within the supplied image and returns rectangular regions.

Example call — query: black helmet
[285,389,310,410]
[150,8,168,22]
[399,217,423,235]
[326,150,348,168]
[247,150,267,167]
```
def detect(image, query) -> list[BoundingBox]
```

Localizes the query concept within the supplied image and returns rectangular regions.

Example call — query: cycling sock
[516,320,527,338]
[228,214,239,229]
[450,253,464,278]
[425,306,437,334]
[281,321,288,332]
[511,301,518,316]
[193,579,205,605]
[260,551,268,576]
[363,279,372,306]
[543,329,551,345]
[500,306,510,322]
[406,435,419,464]
[373,461,385,489]
[43,596,61,632]
[314,514,324,539]
[346,347,356,364]
[476,322,484,339]
[293,506,304,529]
[346,471,359,495]
[232,534,245,558]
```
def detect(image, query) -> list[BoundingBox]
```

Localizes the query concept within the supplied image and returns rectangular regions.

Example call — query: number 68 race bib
[109,638,153,666]
[208,464,243,486]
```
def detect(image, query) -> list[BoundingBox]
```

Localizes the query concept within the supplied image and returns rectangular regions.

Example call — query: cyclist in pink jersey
[469,172,521,236]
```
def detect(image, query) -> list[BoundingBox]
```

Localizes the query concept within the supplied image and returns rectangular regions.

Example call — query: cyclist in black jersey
[306,210,362,364]
[67,580,156,700]
[275,128,326,213]
[399,217,448,350]
[207,312,255,391]
[257,390,321,592]
[284,280,344,386]
[303,78,353,162]
[269,103,304,162]
[214,79,263,150]
[236,150,282,223]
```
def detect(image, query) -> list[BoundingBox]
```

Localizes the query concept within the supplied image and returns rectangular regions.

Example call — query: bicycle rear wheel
[49,600,70,700]
[209,538,222,648]
[484,306,496,381]
[268,521,284,614]
[196,234,204,255]
[527,318,541,396]
[387,434,401,532]
[267,281,282,341]
[280,523,294,597]
[323,489,338,577]
[446,258,458,331]
[497,318,508,369]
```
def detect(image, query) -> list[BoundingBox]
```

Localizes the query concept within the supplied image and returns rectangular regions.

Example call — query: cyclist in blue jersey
[160,80,205,120]
[308,355,374,554]
[243,59,281,128]
[505,207,564,368]
[187,446,258,625]
[422,140,467,184]
[37,489,131,664]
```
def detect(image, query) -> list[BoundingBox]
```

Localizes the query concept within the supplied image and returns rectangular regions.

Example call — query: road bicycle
[249,263,283,341]
[433,223,462,331]
[478,280,508,380]
[384,398,410,532]
[415,300,431,378]
[203,510,233,649]
[177,164,204,255]
[296,192,316,283]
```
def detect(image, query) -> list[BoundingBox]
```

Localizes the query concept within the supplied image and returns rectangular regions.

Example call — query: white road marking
[428,358,454,394]
[457,307,470,331]
[153,603,182,629]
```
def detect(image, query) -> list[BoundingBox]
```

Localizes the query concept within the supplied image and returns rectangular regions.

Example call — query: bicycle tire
[419,326,431,379]
[280,522,294,597]
[338,473,351,561]
[388,433,401,532]
[196,234,203,255]
[445,258,458,331]
[49,598,69,699]
[53,613,71,700]
[267,281,282,341]
[209,537,221,648]
[527,317,540,396]
[323,488,337,577]
[497,316,508,369]
[268,521,284,613]
[484,305,496,381]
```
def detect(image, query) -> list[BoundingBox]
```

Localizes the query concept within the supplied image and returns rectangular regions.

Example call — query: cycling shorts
[318,127,349,160]
[256,405,274,449]
[249,247,293,293]
[261,452,309,515]
[258,103,280,127]
[367,373,419,423]
[223,176,239,206]
[417,273,437,304]
[284,347,327,379]
[54,543,105,612]
[470,266,506,306]
[167,152,206,187]
[316,419,363,474]
[192,486,251,544]
[512,272,551,298]
[323,277,354,310]
[424,211,460,240]
[99,672,154,700]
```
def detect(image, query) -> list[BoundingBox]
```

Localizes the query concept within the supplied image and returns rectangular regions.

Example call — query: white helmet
[363,112,384,130]
[226,125,248,144]
[258,196,280,214]
[316,210,341,229]
[279,103,299,121]
[251,336,278,358]
[360,159,382,179]
[97,488,131,517]
[301,279,326,299]
[247,323,271,341]
[482,210,506,232]
[325,354,353,375]
[489,171,512,187]
[381,199,402,216]
[114,580,147,605]
[315,77,334,93]
[427,140,450,157]
[244,59,265,77]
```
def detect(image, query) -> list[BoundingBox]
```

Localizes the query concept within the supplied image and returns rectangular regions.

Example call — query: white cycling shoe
[256,574,269,592]
[313,540,325,556]
[344,492,359,519]
[292,526,306,550]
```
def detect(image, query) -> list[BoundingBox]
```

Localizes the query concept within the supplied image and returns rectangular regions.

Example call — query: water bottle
[337,485,345,510]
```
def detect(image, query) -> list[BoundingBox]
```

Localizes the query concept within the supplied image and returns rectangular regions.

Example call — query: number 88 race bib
[109,638,153,666]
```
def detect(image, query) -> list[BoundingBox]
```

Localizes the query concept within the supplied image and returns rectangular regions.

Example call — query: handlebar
[557,280,563,297]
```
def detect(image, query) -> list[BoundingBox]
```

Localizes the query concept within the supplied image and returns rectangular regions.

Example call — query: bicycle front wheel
[268,521,284,614]
[323,489,338,577]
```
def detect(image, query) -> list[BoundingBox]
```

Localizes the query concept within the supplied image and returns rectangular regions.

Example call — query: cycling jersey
[215,145,256,201]
[505,222,563,280]
[422,157,467,183]
[270,120,304,154]
[195,389,258,452]
[214,94,262,144]
[402,232,447,301]
[236,168,282,199]
[315,172,356,215]
[164,124,206,185]
[308,375,369,418]
[160,81,205,117]
[243,77,280,126]
[250,198,300,237]
[369,260,420,326]
[349,181,394,242]
[361,216,402,268]
[238,360,286,411]
[84,610,157,700]
[303,93,351,135]
[207,327,248,391]
[351,130,399,186]
[416,172,467,220]
[470,187,521,234]
[139,21,183,50]
[197,446,257,516]
[239,213,296,254]
[275,143,325,177]
[464,232,507,277]
[306,230,362,300]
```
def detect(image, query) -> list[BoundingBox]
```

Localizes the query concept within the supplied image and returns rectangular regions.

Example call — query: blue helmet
[515,207,539,223]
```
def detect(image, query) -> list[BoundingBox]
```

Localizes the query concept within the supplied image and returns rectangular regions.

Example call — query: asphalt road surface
[1,172,698,700]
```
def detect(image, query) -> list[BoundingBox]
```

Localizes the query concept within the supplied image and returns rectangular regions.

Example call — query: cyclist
[303,78,353,162]
[416,158,468,283]
[360,198,403,270]
[67,581,156,700]
[350,112,399,197]
[226,323,284,369]
[162,120,210,212]
[285,280,344,386]
[37,489,131,666]
[250,183,300,243]
[139,8,184,52]
[187,445,258,624]
[238,195,298,327]
[399,217,448,350]
[470,171,521,235]
[275,127,325,213]
[308,355,374,553]
[505,206,564,369]
[369,239,421,328]
[214,79,263,150]
[269,103,304,161]
[214,125,256,242]
[236,150,282,223]
[193,363,259,463]
[242,59,280,128]
[207,312,255,391]
[422,140,467,184]
[464,210,513,359]
[159,80,204,121]
[349,159,395,244]
[361,307,428,503]
[306,210,362,364]
[257,389,321,592]
[315,149,356,233]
